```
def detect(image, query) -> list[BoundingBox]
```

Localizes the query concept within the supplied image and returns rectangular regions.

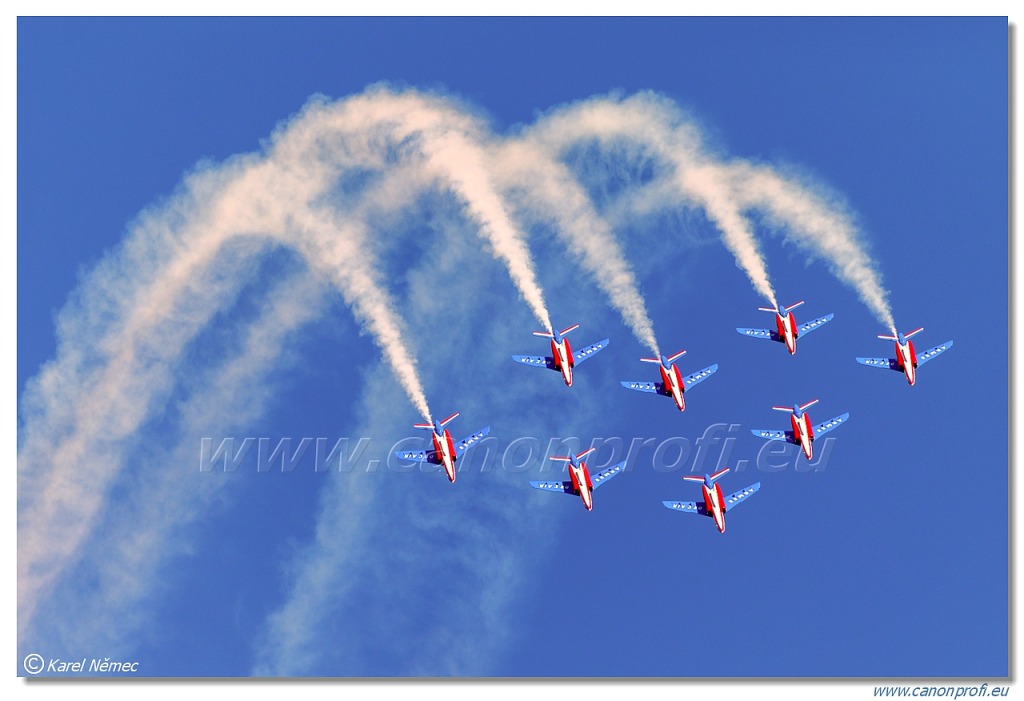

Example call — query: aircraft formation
[394,301,953,534]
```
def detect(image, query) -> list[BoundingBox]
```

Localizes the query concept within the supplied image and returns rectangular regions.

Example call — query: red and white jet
[394,412,490,483]
[530,448,626,511]
[663,468,760,534]
[856,327,953,386]
[512,323,609,388]
[620,350,718,412]
[751,399,849,460]
[737,300,833,355]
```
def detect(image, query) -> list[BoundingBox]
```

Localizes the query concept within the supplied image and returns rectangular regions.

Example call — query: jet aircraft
[512,323,609,387]
[856,328,953,386]
[619,350,718,412]
[530,448,626,511]
[751,399,849,460]
[736,300,833,355]
[662,468,760,533]
[394,412,490,483]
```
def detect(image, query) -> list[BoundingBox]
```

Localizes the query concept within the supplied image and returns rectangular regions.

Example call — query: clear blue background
[18,17,1007,677]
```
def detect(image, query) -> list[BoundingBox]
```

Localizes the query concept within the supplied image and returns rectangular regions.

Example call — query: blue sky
[15,15,1009,684]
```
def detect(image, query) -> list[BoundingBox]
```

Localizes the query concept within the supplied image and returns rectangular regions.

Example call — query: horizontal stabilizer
[709,467,730,482]
[666,349,687,363]
[784,300,805,312]
[798,398,820,412]
[682,475,706,483]
[640,357,662,364]
[439,411,459,427]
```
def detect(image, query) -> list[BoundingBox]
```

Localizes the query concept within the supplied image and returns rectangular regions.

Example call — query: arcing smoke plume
[530,91,897,327]
[20,86,899,672]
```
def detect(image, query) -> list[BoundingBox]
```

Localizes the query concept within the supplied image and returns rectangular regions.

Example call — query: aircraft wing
[916,340,953,367]
[797,313,834,336]
[662,500,709,516]
[620,380,664,395]
[393,448,434,464]
[573,338,610,365]
[454,426,490,457]
[813,413,849,437]
[530,480,575,495]
[736,327,781,342]
[855,356,901,372]
[751,428,794,443]
[683,364,718,388]
[512,354,557,370]
[591,461,626,490]
[722,482,761,512]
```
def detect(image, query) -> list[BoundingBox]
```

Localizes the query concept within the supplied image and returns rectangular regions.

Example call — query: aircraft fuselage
[894,339,919,386]
[775,311,799,355]
[660,363,686,411]
[551,338,575,387]
[568,461,594,511]
[702,481,727,533]
[432,429,459,482]
[790,412,815,460]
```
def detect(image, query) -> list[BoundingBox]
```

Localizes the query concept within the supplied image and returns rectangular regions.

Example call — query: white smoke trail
[17,89,452,633]
[727,162,898,333]
[494,138,661,356]
[17,86,561,648]
[19,86,902,673]
[417,127,554,334]
[21,267,330,657]
[529,92,779,309]
[531,91,897,325]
